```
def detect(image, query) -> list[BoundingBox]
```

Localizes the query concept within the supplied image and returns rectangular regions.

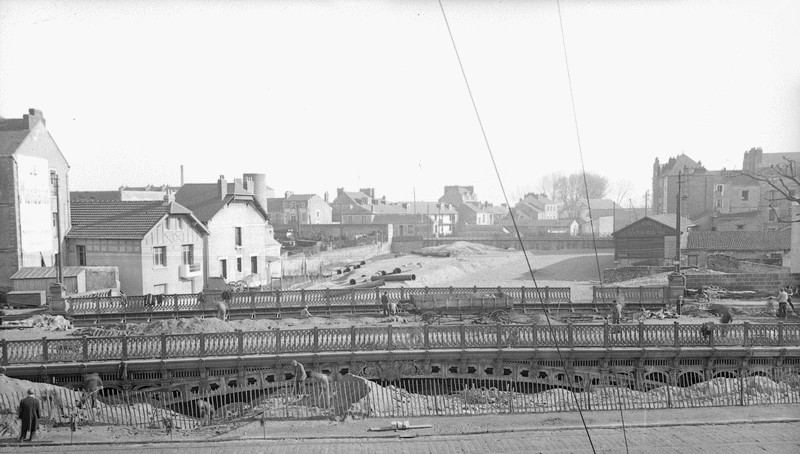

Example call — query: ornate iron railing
[592,286,668,305]
[2,322,797,366]
[66,286,575,318]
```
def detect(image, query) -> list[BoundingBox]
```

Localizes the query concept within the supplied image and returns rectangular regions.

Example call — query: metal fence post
[742,322,749,347]
[521,286,526,305]
[460,325,465,349]
[41,337,48,363]
[199,332,206,358]
[567,322,573,348]
[387,325,393,350]
[82,336,89,362]
[532,323,538,348]
[424,325,430,349]
[778,322,784,346]
[545,287,550,303]
[637,322,644,348]
[275,329,282,354]
[237,330,244,355]
[313,327,319,352]
[301,289,306,307]
[603,321,609,348]
[350,326,356,351]
[161,334,167,359]
[0,339,7,366]
[496,323,503,349]
[673,321,680,348]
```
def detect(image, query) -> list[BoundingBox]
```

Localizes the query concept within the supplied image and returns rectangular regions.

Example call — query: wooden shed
[612,214,692,264]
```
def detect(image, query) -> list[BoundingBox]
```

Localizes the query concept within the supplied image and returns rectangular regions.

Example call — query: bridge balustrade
[64,286,576,318]
[1,322,798,366]
[592,286,667,305]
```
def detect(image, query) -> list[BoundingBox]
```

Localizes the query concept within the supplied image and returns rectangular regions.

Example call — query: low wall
[707,254,789,274]
[282,242,391,276]
[603,266,672,284]
[391,236,424,254]
[684,272,800,294]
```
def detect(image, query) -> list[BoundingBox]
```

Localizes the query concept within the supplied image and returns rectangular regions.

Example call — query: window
[178,218,184,230]
[220,259,227,279]
[77,245,86,266]
[398,225,404,235]
[50,171,58,196]
[715,199,723,208]
[251,256,258,274]
[52,213,58,228]
[153,284,167,295]
[235,227,242,246]
[316,210,320,220]
[736,224,745,230]
[715,184,723,193]
[687,255,698,267]
[153,247,167,266]
[181,244,194,265]
[741,190,749,201]
[237,257,242,272]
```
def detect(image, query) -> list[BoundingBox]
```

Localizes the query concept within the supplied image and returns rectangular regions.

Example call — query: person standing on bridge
[380,291,389,316]
[291,360,307,395]
[611,299,623,324]
[777,287,789,319]
[18,388,40,443]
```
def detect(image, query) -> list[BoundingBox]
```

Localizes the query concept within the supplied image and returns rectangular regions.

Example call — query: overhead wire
[554,0,629,452]
[436,0,596,452]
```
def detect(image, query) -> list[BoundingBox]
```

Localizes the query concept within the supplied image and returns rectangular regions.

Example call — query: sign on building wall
[16,155,53,263]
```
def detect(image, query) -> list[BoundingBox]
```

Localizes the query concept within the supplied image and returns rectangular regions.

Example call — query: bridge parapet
[592,286,668,306]
[2,322,798,367]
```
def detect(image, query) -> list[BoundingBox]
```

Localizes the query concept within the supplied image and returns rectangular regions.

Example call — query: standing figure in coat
[18,388,40,442]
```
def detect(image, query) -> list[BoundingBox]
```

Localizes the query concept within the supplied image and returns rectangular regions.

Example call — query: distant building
[330,188,376,223]
[268,192,332,226]
[65,196,209,295]
[72,185,176,202]
[500,218,579,236]
[513,193,561,221]
[0,109,70,289]
[438,185,478,206]
[684,230,791,268]
[175,174,281,287]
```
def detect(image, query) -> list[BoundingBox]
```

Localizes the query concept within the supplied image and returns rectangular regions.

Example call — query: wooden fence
[2,322,799,366]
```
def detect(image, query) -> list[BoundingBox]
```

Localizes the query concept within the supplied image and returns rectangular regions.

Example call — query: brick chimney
[23,108,45,129]
[218,175,227,200]
[163,189,175,205]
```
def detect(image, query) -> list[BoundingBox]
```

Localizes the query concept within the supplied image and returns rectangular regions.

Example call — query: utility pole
[675,171,682,273]
[55,174,63,284]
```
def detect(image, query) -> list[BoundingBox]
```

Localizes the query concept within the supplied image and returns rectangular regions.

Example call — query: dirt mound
[131,317,235,335]
[4,314,72,331]
[614,272,671,287]
[421,241,505,256]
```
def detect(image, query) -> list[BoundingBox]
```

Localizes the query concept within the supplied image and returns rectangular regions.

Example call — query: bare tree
[731,149,800,222]
[538,171,609,218]
[609,179,634,206]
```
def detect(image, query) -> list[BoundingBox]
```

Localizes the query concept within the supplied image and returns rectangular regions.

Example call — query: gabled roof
[400,202,459,215]
[759,152,800,168]
[67,200,209,240]
[686,230,791,251]
[175,183,267,222]
[612,214,693,236]
[0,111,69,168]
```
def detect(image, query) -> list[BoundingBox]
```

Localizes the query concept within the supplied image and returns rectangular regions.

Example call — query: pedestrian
[299,305,312,318]
[18,388,40,442]
[291,360,307,395]
[777,287,789,319]
[82,372,104,408]
[785,285,796,315]
[215,299,228,321]
[196,399,215,424]
[611,299,623,324]
[380,291,389,316]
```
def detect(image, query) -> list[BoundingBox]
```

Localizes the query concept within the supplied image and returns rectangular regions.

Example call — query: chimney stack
[163,189,175,205]
[218,175,227,200]
[180,165,184,186]
[243,173,268,212]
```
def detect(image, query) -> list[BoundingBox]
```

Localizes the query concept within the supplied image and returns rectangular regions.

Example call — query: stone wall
[707,254,789,274]
[684,272,800,294]
[603,266,672,283]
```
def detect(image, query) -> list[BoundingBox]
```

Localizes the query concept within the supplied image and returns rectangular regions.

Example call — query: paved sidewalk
[2,405,799,453]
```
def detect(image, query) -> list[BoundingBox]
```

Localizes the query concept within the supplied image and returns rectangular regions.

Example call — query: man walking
[18,388,40,442]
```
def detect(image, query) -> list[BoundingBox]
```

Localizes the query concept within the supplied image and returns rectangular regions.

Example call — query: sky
[1,0,798,207]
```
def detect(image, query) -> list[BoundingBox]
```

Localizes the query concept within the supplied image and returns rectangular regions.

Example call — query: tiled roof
[714,210,760,220]
[686,230,791,251]
[175,184,266,222]
[67,200,208,239]
[11,267,85,280]
[71,191,122,201]
[647,214,694,230]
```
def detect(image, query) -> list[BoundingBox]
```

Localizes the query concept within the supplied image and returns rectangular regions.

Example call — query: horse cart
[400,293,514,324]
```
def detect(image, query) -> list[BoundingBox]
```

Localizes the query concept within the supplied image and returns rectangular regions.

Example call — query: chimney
[218,175,227,200]
[234,178,243,193]
[23,108,45,129]
[324,191,329,203]
[337,187,344,197]
[244,176,255,194]
[285,191,293,199]
[243,173,268,211]
[180,165,184,186]
[163,189,175,205]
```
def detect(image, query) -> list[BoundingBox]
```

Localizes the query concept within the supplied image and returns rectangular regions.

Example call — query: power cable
[554,0,629,452]
[436,1,596,452]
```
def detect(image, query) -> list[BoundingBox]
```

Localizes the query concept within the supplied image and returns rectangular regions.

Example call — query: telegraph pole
[55,174,63,284]
[675,171,682,273]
